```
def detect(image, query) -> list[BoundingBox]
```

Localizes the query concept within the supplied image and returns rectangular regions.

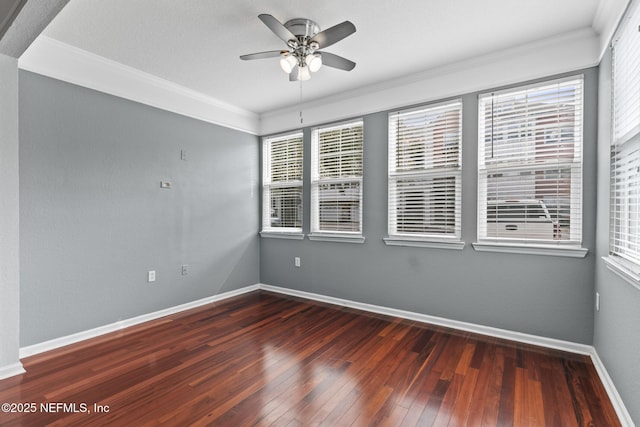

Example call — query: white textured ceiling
[36,0,619,117]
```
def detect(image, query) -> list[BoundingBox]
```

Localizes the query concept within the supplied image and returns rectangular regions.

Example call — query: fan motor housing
[283,18,320,39]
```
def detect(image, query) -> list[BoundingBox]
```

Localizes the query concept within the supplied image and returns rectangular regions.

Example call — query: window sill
[307,233,365,244]
[384,237,465,251]
[259,231,305,240]
[602,256,640,291]
[472,242,588,258]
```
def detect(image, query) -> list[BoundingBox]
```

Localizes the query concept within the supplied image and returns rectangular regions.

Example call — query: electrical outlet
[181,149,188,161]
[596,292,600,312]
[148,270,156,282]
[295,257,301,268]
[181,265,188,275]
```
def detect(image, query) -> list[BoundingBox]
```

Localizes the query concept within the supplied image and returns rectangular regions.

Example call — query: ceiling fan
[240,14,356,81]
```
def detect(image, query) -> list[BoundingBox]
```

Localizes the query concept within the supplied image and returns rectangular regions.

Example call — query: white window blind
[262,132,303,233]
[477,77,584,246]
[613,1,640,146]
[610,0,640,272]
[388,100,462,241]
[311,120,363,235]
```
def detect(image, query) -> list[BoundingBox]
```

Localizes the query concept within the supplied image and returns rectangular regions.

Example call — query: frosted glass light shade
[297,65,311,81]
[306,54,322,72]
[279,54,297,73]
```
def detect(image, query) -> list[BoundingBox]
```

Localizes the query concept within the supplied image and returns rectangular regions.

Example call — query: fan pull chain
[299,80,304,125]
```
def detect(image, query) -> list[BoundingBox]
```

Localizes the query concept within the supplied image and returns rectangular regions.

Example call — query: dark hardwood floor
[0,291,620,426]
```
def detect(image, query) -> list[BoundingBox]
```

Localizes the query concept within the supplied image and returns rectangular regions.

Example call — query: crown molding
[18,25,605,137]
[260,27,601,135]
[592,0,632,57]
[18,36,260,134]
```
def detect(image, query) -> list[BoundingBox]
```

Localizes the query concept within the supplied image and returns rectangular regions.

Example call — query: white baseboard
[0,362,25,380]
[14,282,633,426]
[589,349,635,427]
[19,285,259,359]
[259,284,593,354]
[258,283,634,426]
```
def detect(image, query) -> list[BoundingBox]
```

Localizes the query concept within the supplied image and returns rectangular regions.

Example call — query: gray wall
[261,67,598,344]
[0,54,20,371]
[10,53,637,421]
[19,71,260,346]
[594,49,640,425]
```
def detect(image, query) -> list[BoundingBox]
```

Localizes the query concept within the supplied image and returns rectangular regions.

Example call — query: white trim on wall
[259,284,634,427]
[592,0,632,59]
[590,349,636,427]
[19,285,259,358]
[0,363,25,381]
[11,283,633,426]
[18,36,260,135]
[260,28,601,135]
[18,282,596,358]
[259,284,594,355]
[18,28,601,137]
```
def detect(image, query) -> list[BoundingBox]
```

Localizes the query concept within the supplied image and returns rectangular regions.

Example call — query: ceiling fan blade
[258,14,297,44]
[310,21,356,49]
[240,50,286,60]
[319,52,356,71]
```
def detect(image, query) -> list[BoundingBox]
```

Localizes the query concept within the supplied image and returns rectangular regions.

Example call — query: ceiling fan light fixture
[297,65,311,81]
[279,53,297,73]
[241,14,357,81]
[306,53,322,72]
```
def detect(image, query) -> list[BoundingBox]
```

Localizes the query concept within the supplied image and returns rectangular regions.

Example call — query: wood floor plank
[464,340,498,426]
[0,290,621,426]
[448,367,479,426]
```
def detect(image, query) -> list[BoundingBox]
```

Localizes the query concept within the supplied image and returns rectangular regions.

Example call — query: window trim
[473,242,588,258]
[384,236,465,250]
[307,233,365,244]
[261,131,304,236]
[310,119,364,240]
[260,231,305,240]
[474,75,586,254]
[607,0,640,280]
[386,99,464,247]
[603,255,640,290]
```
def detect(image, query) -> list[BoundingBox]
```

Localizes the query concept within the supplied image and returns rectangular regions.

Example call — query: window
[476,76,585,255]
[607,0,640,283]
[386,100,463,249]
[310,120,364,242]
[262,132,303,237]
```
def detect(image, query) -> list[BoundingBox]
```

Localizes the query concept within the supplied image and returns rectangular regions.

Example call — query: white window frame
[261,132,304,239]
[605,0,640,288]
[473,76,588,258]
[385,100,464,250]
[309,120,364,243]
